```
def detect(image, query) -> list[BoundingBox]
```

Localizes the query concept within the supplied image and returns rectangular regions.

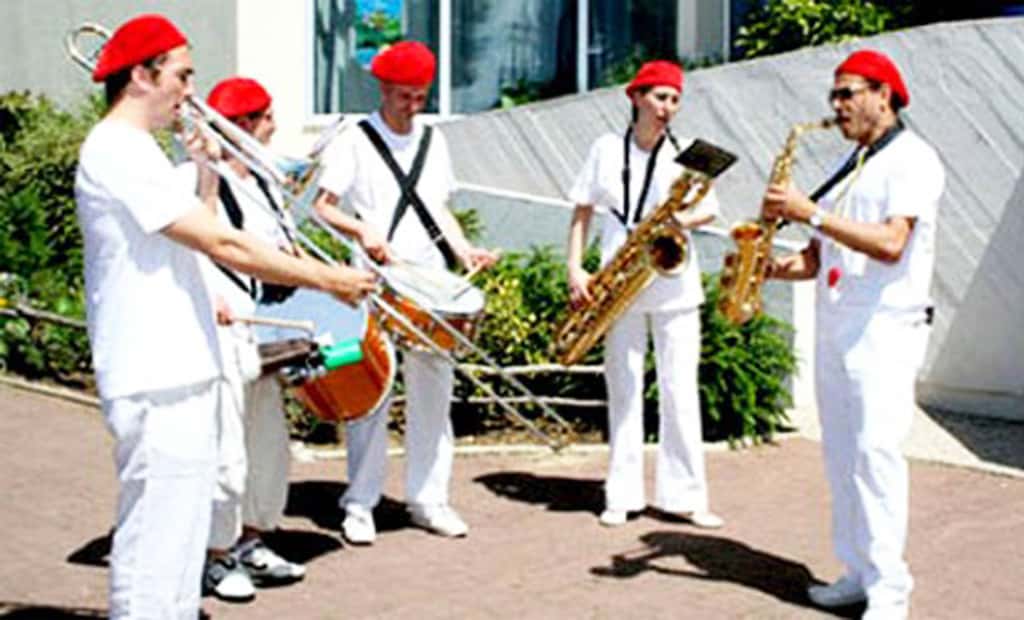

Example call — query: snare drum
[254,289,396,422]
[376,261,485,353]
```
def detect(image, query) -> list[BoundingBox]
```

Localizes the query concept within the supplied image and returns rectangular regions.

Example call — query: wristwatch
[808,208,825,231]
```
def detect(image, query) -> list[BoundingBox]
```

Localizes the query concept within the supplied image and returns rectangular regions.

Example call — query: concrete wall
[0,0,237,110]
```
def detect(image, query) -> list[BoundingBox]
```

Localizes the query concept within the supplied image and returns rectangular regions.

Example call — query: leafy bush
[736,0,897,60]
[0,92,101,386]
[461,245,797,443]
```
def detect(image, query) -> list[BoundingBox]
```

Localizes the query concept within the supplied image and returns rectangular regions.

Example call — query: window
[312,0,440,114]
[311,0,728,117]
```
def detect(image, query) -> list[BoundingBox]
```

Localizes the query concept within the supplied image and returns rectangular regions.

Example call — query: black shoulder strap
[619,126,666,227]
[810,119,905,202]
[358,120,458,269]
[214,177,256,298]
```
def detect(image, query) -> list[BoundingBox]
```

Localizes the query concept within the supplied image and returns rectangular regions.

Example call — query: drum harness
[358,120,459,270]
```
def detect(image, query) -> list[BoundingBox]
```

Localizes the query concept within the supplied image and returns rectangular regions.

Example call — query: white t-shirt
[816,129,944,319]
[569,131,720,313]
[75,119,221,399]
[318,112,458,269]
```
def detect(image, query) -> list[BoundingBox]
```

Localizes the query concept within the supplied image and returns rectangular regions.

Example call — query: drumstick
[452,262,488,299]
[233,315,316,336]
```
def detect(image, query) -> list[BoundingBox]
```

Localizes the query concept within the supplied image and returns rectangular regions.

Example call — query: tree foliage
[736,0,898,59]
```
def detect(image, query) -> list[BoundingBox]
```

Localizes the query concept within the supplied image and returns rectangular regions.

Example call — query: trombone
[65,22,576,450]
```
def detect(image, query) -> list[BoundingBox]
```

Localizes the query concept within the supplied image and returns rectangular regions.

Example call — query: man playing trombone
[176,76,309,602]
[73,14,376,619]
[313,41,497,544]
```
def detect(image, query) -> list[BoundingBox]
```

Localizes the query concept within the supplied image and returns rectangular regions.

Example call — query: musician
[180,77,307,601]
[74,14,375,618]
[762,50,944,619]
[313,41,498,544]
[565,61,723,529]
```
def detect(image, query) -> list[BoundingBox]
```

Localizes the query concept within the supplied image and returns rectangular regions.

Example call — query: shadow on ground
[590,530,864,618]
[921,406,1024,471]
[284,480,418,535]
[473,471,604,514]
[0,603,107,619]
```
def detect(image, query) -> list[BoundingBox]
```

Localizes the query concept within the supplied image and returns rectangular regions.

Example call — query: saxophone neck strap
[809,118,905,202]
[619,126,666,227]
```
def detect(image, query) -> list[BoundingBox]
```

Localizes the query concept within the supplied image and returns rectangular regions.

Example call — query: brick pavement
[1,384,1022,619]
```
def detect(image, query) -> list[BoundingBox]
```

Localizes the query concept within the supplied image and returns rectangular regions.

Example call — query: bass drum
[254,289,395,422]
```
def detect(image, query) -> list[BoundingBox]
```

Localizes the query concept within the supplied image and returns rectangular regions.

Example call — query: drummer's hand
[459,246,500,272]
[326,265,379,307]
[356,223,393,264]
[567,266,593,309]
[214,296,234,326]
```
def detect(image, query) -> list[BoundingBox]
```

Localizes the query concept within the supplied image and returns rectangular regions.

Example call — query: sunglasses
[828,84,870,102]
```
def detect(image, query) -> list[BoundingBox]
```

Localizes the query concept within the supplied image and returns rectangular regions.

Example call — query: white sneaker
[203,555,255,602]
[409,504,469,538]
[341,505,377,545]
[681,510,725,529]
[236,539,306,584]
[862,602,908,620]
[598,509,627,527]
[807,575,867,608]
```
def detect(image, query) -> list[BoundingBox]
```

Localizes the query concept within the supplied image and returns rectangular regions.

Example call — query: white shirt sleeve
[568,140,603,206]
[883,145,944,223]
[317,128,359,200]
[93,130,204,235]
[430,129,459,205]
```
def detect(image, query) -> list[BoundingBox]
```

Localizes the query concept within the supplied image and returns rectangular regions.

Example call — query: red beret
[207,77,272,118]
[835,49,909,108]
[92,14,187,82]
[370,41,436,87]
[626,61,684,98]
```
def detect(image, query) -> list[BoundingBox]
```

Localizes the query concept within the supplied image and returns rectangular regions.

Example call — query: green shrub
[461,245,797,444]
[0,92,101,386]
[736,0,897,60]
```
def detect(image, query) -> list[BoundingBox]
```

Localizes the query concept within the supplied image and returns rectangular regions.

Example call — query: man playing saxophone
[566,60,723,530]
[761,50,944,620]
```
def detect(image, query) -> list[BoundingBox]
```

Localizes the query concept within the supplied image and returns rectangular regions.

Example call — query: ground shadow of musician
[590,530,864,618]
[473,471,604,515]
[284,479,414,538]
[0,603,108,619]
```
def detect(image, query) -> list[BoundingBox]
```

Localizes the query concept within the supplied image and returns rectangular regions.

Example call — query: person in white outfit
[565,60,723,530]
[76,14,376,620]
[762,49,944,620]
[313,41,498,545]
[191,77,308,601]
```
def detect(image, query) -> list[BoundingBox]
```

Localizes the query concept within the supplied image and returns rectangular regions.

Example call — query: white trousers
[341,349,455,510]
[603,308,708,513]
[209,337,290,548]
[103,379,219,620]
[816,310,930,610]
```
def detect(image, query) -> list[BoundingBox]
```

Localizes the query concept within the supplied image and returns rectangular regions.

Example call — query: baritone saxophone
[554,139,737,366]
[717,118,836,324]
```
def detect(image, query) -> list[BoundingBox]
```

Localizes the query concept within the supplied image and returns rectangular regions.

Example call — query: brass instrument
[718,118,835,324]
[555,139,737,366]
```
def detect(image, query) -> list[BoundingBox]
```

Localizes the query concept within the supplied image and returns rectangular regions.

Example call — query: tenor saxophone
[717,118,835,325]
[555,139,736,366]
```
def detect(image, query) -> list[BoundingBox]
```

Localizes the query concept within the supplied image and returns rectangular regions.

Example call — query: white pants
[209,342,290,548]
[103,379,219,620]
[242,376,291,531]
[816,310,930,610]
[341,349,455,510]
[603,308,708,513]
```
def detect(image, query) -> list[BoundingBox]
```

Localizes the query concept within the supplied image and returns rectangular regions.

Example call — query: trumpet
[65,21,576,450]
